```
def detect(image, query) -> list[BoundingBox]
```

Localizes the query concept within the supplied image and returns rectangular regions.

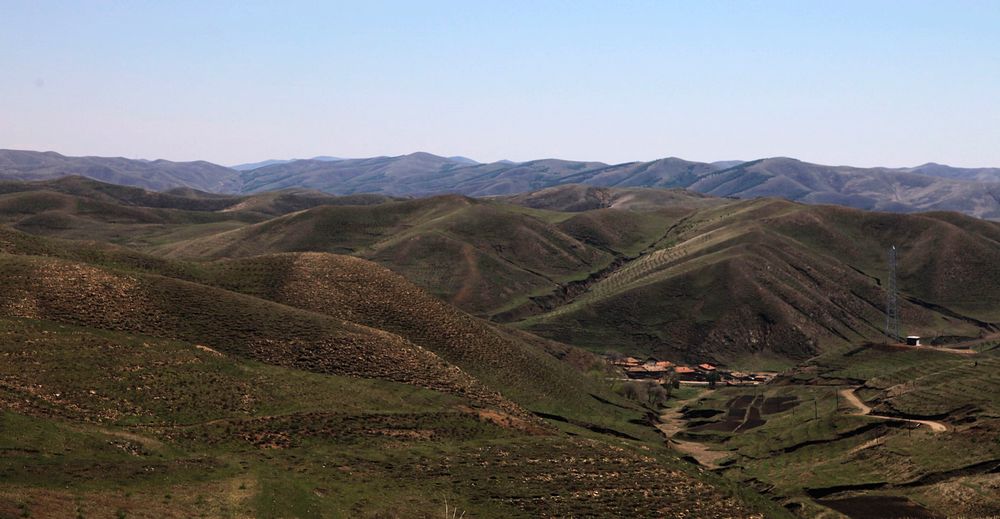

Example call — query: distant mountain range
[3,149,1000,219]
[230,156,343,171]
[0,149,240,192]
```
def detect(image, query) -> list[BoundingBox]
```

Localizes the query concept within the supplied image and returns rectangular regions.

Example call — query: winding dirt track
[840,388,948,433]
[656,390,731,468]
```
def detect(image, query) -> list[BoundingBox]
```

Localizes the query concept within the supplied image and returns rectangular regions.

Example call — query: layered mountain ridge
[3,149,1000,219]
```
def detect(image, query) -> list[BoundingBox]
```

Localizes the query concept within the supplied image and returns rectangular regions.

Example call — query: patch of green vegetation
[673,342,1000,518]
[0,317,787,518]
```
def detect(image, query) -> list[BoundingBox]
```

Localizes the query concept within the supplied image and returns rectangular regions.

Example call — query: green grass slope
[0,318,786,518]
[520,199,999,365]
[672,342,1000,517]
[0,232,788,517]
[194,252,648,435]
[0,253,527,421]
[0,226,650,435]
[154,197,620,315]
[498,183,722,213]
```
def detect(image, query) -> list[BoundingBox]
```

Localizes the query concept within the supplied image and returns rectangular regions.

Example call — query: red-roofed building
[675,365,706,382]
[625,365,664,380]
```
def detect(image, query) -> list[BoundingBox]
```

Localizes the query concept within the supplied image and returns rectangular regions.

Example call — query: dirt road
[894,332,1000,356]
[839,388,948,433]
[656,390,731,468]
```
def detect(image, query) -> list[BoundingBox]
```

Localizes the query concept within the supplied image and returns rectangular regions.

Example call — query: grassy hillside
[2,178,998,367]
[519,199,999,365]
[0,318,784,518]
[0,179,409,251]
[0,227,789,517]
[153,196,623,315]
[0,226,652,434]
[3,175,999,516]
[0,253,526,417]
[497,184,722,213]
[668,341,1000,517]
[195,254,644,430]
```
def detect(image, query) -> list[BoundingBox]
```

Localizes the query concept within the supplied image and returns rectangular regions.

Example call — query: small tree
[647,384,669,407]
[661,372,678,395]
[618,381,647,402]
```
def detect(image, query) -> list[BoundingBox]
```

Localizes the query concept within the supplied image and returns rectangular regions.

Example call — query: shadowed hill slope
[2,178,999,367]
[0,176,394,215]
[0,227,650,434]
[497,184,722,212]
[196,253,643,425]
[155,196,623,315]
[517,199,1000,365]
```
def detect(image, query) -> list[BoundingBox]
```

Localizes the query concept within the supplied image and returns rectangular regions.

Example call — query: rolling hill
[235,152,1000,219]
[0,177,404,249]
[690,158,1000,219]
[0,149,241,192]
[152,195,626,315]
[3,177,997,367]
[1,173,998,517]
[0,223,792,517]
[497,184,723,213]
[0,225,654,433]
[6,149,1000,220]
[518,198,1000,365]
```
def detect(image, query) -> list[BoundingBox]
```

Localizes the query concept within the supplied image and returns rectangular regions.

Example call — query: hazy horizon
[3,1,999,168]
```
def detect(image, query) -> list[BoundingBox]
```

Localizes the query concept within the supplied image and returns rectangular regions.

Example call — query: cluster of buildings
[610,356,775,386]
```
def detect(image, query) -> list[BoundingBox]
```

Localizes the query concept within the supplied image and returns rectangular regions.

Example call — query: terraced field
[668,343,1000,518]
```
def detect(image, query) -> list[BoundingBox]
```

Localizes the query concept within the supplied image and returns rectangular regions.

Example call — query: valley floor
[655,342,1000,518]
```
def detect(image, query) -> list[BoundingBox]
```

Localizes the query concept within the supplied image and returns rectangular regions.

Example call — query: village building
[613,356,642,367]
[674,366,701,381]
[625,366,660,379]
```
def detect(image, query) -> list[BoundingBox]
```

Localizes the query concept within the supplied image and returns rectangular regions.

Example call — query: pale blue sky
[2,1,999,167]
